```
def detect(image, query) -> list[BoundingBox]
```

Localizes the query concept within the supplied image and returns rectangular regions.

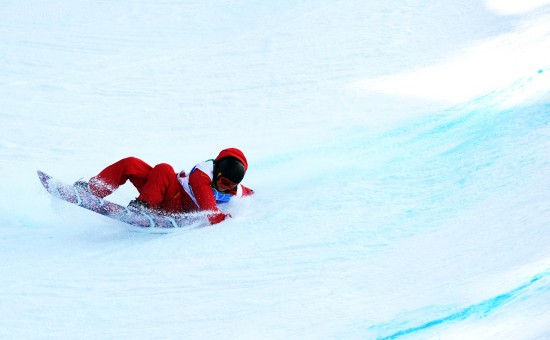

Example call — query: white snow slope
[1,1,549,339]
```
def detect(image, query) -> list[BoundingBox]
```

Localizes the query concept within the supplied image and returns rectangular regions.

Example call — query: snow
[1,0,549,339]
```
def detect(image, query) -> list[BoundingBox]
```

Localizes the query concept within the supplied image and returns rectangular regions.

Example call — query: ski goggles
[218,176,238,190]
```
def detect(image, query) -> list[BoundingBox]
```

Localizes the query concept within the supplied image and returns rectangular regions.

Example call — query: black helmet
[215,157,246,184]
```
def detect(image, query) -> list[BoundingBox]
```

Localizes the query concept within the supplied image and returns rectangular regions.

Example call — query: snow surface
[1,0,549,339]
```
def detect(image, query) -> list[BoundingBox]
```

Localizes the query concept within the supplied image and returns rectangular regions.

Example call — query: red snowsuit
[88,148,253,225]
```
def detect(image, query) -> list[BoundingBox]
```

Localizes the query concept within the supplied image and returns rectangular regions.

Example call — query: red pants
[89,157,184,213]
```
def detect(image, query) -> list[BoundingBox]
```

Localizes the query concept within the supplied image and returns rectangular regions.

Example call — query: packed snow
[0,0,549,339]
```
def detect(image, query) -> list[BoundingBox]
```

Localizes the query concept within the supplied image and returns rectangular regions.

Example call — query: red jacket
[178,148,253,224]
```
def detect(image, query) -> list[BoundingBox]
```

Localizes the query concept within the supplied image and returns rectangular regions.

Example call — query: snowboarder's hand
[242,186,254,196]
[208,212,231,225]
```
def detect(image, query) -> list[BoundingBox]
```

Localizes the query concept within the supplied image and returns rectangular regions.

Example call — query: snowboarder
[76,148,253,225]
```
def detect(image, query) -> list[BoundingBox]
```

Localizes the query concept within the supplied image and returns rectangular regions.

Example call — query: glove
[208,212,232,225]
[241,186,254,196]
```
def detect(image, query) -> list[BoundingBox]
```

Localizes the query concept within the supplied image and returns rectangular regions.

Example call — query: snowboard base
[37,170,206,229]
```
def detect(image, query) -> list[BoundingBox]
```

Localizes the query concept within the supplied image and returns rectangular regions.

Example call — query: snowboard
[37,170,206,229]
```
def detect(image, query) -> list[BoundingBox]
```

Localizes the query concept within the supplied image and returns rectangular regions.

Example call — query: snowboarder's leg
[137,163,184,213]
[89,157,153,198]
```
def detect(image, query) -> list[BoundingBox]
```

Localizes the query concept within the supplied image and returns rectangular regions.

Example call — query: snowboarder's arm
[189,169,229,224]
[239,184,254,196]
